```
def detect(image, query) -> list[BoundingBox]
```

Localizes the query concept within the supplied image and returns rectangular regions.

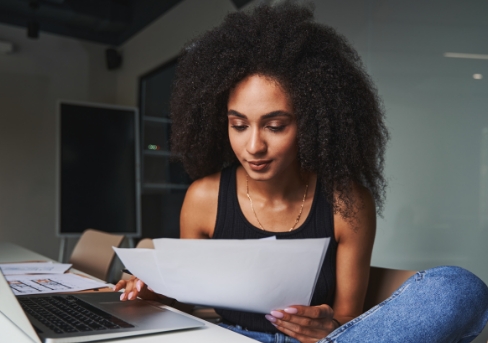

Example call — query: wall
[116,0,236,106]
[309,0,488,281]
[0,23,117,260]
[0,0,239,259]
[309,1,488,341]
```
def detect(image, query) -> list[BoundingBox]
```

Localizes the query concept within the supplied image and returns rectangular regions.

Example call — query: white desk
[0,242,257,343]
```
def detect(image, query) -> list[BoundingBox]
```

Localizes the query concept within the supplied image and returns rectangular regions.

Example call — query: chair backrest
[135,238,154,249]
[363,266,417,312]
[68,228,125,281]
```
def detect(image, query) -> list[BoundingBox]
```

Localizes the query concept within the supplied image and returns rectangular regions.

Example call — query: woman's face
[227,74,299,181]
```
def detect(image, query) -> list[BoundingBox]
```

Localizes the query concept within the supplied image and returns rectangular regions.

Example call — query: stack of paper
[114,237,329,313]
[0,262,108,296]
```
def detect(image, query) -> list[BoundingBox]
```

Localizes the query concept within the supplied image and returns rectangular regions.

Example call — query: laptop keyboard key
[19,295,133,334]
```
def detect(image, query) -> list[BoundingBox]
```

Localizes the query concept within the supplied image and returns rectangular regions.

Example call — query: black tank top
[212,165,338,333]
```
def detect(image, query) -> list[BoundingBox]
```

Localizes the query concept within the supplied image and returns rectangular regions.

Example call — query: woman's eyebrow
[227,110,293,119]
[261,111,293,119]
[227,110,246,118]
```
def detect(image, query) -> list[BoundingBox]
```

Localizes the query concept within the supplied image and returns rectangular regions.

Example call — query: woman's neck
[237,164,310,202]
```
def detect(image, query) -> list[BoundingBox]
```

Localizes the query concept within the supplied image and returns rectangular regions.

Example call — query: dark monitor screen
[57,101,140,237]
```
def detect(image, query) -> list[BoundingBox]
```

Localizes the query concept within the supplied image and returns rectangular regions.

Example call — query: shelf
[143,116,172,123]
[143,150,171,156]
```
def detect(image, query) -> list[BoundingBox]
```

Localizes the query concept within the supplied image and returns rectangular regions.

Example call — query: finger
[267,311,324,329]
[120,279,140,301]
[283,304,333,320]
[127,280,147,300]
[274,322,322,343]
[113,280,126,292]
[267,306,331,327]
[275,315,335,335]
[135,279,145,292]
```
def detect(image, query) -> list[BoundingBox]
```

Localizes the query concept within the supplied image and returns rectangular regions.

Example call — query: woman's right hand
[113,276,194,313]
[113,276,161,301]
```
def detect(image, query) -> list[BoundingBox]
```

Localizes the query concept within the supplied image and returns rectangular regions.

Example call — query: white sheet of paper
[0,262,72,275]
[114,237,329,313]
[6,273,107,295]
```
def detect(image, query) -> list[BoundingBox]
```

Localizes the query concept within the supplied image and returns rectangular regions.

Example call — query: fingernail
[128,291,134,300]
[136,280,143,292]
[120,293,125,301]
[284,307,298,314]
[270,310,284,318]
[265,314,276,322]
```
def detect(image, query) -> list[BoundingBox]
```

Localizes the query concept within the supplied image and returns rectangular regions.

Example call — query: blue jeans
[219,323,300,343]
[322,266,488,343]
[221,266,488,343]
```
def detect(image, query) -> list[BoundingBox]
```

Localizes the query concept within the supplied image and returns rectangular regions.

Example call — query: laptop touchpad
[97,300,203,329]
[99,300,165,318]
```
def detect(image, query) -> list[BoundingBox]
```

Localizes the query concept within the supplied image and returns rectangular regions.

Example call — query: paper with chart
[5,273,108,295]
[114,237,329,314]
[0,262,72,275]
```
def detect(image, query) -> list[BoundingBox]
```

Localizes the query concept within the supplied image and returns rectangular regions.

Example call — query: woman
[115,4,488,343]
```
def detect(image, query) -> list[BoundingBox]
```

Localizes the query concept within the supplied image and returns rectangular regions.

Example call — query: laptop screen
[0,270,41,343]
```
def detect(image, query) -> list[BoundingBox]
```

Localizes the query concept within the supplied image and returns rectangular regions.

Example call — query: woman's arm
[269,183,376,343]
[179,172,220,239]
[332,183,376,324]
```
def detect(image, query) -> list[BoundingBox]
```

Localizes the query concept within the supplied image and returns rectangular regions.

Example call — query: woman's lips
[248,160,271,171]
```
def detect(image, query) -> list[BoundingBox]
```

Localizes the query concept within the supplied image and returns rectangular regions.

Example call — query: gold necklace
[245,174,309,232]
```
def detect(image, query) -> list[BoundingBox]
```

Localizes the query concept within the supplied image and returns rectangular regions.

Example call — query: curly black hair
[170,3,389,219]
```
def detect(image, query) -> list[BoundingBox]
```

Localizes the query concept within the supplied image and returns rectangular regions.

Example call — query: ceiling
[0,0,253,46]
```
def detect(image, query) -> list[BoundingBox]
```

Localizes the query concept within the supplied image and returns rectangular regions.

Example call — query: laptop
[0,270,205,343]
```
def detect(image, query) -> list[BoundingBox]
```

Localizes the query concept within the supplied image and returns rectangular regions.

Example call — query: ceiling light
[444,52,488,60]
[473,74,483,80]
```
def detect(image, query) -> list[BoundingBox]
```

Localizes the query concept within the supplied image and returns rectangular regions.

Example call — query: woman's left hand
[265,304,338,343]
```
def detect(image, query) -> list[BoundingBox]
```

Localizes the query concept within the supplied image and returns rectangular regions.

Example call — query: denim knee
[424,266,488,331]
[425,266,488,301]
[319,266,488,343]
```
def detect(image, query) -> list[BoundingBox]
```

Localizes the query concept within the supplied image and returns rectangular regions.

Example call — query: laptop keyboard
[19,295,134,334]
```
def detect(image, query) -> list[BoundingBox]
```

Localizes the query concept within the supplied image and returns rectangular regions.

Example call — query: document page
[6,273,107,296]
[114,238,329,313]
[0,262,72,275]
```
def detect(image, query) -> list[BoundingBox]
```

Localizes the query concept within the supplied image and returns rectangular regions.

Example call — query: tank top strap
[213,164,238,239]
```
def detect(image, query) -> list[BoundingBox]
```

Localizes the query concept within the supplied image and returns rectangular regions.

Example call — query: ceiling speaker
[27,20,39,39]
[105,48,122,70]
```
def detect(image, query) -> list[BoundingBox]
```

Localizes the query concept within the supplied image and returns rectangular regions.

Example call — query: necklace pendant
[246,173,308,232]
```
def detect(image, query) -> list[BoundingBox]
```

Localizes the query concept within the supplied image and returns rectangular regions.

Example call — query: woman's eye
[231,125,247,131]
[267,125,286,132]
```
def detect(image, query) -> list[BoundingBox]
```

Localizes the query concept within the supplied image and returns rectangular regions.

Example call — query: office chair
[69,228,125,282]
[135,238,154,249]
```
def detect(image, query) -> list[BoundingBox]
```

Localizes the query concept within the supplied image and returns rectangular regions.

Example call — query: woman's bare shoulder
[333,182,376,241]
[185,172,220,202]
[180,172,221,238]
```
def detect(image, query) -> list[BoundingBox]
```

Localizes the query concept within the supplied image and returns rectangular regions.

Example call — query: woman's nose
[247,129,267,155]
